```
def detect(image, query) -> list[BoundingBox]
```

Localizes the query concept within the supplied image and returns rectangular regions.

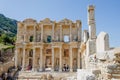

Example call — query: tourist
[66,64,69,72]
[63,64,66,71]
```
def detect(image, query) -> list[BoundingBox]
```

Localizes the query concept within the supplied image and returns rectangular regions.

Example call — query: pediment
[23,18,37,24]
[59,18,73,24]
[40,18,53,24]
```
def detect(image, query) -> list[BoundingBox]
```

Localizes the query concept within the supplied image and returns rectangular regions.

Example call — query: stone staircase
[17,71,77,80]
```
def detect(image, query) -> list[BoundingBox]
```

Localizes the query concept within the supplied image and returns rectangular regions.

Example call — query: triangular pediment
[40,18,53,24]
[23,18,37,23]
[59,18,73,23]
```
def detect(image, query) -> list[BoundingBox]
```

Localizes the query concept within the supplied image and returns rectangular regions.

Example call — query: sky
[0,0,120,47]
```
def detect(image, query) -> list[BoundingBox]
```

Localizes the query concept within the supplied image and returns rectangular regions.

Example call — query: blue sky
[0,0,120,47]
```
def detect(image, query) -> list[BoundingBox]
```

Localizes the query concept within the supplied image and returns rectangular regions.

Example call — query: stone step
[107,74,120,79]
[112,70,120,74]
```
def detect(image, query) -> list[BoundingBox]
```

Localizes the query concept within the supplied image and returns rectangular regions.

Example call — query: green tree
[1,34,10,45]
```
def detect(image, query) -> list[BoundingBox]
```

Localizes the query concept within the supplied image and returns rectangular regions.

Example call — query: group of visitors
[63,64,69,72]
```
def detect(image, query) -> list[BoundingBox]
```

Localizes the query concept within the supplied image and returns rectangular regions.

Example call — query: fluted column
[22,48,25,71]
[76,20,81,42]
[34,25,36,42]
[70,24,72,41]
[24,25,27,42]
[77,49,80,69]
[40,47,43,71]
[32,48,35,71]
[59,47,62,72]
[41,24,43,42]
[60,25,62,42]
[70,47,73,72]
[52,24,54,41]
[52,47,54,71]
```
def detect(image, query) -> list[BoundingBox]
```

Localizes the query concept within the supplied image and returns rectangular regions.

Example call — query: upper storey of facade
[16,18,82,43]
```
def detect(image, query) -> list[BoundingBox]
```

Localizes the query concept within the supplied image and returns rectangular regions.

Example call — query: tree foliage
[0,33,16,45]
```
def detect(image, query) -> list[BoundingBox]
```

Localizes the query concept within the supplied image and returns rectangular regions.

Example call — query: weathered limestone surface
[96,32,109,53]
[86,39,96,56]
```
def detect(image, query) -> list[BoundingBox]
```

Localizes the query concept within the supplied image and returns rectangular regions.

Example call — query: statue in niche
[46,57,51,68]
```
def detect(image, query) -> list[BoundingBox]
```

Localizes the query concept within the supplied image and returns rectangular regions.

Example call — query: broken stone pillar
[88,5,96,40]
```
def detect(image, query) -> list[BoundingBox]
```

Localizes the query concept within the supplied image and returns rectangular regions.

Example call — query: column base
[32,68,35,71]
[59,69,62,72]
[70,69,73,72]
[51,69,54,72]
[39,68,43,72]
[21,69,24,71]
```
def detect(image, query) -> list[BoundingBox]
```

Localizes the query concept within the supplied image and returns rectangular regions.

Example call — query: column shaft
[70,47,73,72]
[70,24,72,41]
[77,49,80,69]
[24,25,27,42]
[41,24,43,42]
[52,48,54,71]
[52,24,54,41]
[40,47,43,71]
[60,25,62,41]
[59,47,62,72]
[22,48,25,71]
[32,48,35,71]
[34,25,36,42]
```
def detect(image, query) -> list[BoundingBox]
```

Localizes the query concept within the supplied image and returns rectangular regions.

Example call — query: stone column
[76,20,81,42]
[77,49,80,69]
[52,24,54,41]
[34,25,36,42]
[70,47,73,72]
[52,47,54,71]
[40,47,43,71]
[15,48,18,68]
[24,24,27,42]
[41,24,43,42]
[60,25,62,42]
[59,47,62,72]
[22,48,25,71]
[70,24,72,41]
[88,5,96,40]
[32,48,35,71]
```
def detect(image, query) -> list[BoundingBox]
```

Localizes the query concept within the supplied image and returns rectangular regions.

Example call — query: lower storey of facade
[15,42,82,72]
